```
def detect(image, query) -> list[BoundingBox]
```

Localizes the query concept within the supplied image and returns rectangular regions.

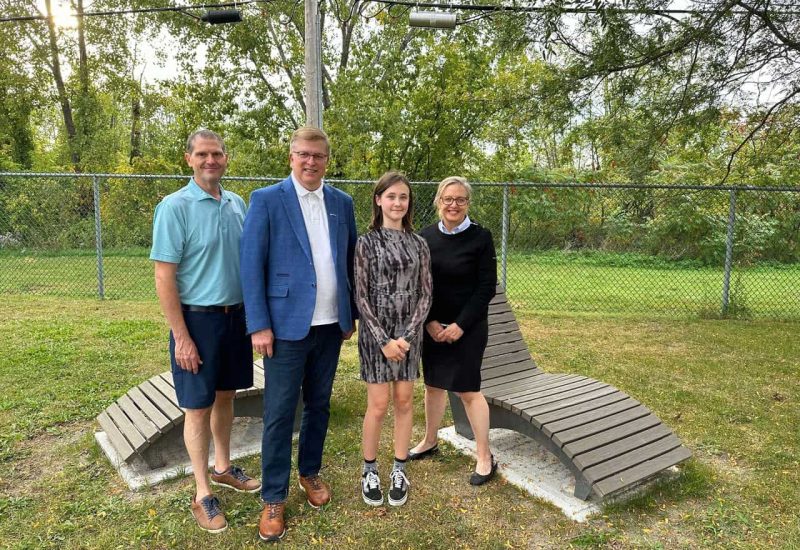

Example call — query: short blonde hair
[289,127,330,154]
[433,176,472,207]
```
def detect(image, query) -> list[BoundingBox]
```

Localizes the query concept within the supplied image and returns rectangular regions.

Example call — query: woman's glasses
[441,196,469,206]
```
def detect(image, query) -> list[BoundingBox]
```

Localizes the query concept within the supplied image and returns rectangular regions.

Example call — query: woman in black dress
[408,176,498,485]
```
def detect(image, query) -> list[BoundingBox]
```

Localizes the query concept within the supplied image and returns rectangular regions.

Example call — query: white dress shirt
[291,175,338,326]
[438,215,472,235]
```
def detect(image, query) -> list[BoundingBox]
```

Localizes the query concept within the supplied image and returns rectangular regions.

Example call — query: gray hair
[186,129,226,154]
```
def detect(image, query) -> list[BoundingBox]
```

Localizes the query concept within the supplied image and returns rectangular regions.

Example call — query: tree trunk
[44,0,80,170]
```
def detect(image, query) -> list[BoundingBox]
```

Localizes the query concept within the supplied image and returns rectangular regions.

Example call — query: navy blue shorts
[170,308,253,409]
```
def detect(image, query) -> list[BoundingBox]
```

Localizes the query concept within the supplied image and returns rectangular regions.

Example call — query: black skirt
[421,318,488,393]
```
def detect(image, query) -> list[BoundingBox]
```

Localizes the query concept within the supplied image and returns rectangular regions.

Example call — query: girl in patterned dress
[354,171,432,507]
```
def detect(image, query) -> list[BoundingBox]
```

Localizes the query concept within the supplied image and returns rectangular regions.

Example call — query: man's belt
[181,303,243,313]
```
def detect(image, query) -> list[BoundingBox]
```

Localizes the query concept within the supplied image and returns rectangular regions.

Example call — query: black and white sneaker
[361,471,383,506]
[388,469,409,506]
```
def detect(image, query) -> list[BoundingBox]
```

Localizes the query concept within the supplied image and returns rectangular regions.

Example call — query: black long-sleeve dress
[420,222,497,392]
[355,228,433,383]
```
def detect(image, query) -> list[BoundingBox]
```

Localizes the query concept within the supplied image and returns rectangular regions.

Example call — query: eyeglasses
[292,151,328,161]
[441,196,469,206]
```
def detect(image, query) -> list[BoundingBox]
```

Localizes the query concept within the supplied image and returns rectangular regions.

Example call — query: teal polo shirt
[150,178,247,306]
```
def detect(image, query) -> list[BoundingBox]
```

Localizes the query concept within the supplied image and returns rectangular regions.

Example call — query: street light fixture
[408,10,457,29]
[201,9,243,24]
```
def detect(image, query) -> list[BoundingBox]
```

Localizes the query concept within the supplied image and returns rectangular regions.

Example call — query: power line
[0,1,259,23]
[3,0,799,24]
[373,0,800,16]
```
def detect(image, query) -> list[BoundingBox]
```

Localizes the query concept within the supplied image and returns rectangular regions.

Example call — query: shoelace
[390,469,406,490]
[201,496,223,519]
[304,475,323,490]
[229,466,250,482]
[364,471,380,490]
[266,503,282,519]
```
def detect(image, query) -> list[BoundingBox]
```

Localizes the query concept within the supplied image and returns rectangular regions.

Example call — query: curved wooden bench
[449,287,691,501]
[96,359,288,470]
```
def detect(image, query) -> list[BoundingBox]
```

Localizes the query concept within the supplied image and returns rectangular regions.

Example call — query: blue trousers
[261,323,342,503]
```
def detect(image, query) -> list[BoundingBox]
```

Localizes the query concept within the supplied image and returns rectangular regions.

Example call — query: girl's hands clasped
[382,337,411,362]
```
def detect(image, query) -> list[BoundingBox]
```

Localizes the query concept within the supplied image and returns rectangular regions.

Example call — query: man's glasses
[441,196,469,206]
[293,151,328,161]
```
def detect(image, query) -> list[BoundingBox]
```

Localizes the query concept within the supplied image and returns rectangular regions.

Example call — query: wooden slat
[481,374,550,398]
[552,406,652,448]
[482,355,537,375]
[502,377,598,405]
[127,386,172,431]
[519,386,620,420]
[97,410,136,461]
[149,374,181,409]
[482,331,525,348]
[487,311,517,326]
[105,402,146,450]
[535,392,634,425]
[514,380,609,411]
[160,371,175,387]
[481,350,533,370]
[481,361,537,382]
[488,302,512,315]
[488,321,521,336]
[590,445,692,498]
[484,372,561,396]
[585,437,684,483]
[482,340,529,359]
[116,394,160,443]
[542,398,641,437]
[253,359,265,375]
[491,374,584,400]
[572,424,674,471]
[563,414,664,458]
[139,380,183,423]
[252,366,265,390]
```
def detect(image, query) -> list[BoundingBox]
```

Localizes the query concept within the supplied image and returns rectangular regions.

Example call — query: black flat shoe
[408,443,439,460]
[469,456,498,486]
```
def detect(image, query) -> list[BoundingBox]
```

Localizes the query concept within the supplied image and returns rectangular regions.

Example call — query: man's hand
[440,323,464,344]
[174,334,202,374]
[343,320,356,341]
[381,339,408,362]
[252,328,275,358]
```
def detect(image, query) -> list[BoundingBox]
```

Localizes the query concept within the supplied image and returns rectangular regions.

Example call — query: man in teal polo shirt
[150,129,260,533]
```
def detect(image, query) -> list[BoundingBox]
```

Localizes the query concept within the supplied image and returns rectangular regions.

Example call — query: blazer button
[312,283,316,287]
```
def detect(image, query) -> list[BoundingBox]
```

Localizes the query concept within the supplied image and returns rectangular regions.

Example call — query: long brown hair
[369,171,414,232]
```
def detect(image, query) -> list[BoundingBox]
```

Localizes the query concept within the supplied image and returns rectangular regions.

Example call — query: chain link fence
[0,172,798,318]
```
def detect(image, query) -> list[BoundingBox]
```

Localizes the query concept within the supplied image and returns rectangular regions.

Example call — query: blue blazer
[240,176,358,340]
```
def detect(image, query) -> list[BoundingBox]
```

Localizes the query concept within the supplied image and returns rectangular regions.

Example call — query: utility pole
[304,0,323,128]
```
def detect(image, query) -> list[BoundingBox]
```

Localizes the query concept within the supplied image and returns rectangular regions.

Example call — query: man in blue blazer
[240,127,358,542]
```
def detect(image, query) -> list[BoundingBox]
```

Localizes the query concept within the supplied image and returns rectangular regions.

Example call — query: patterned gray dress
[355,228,433,383]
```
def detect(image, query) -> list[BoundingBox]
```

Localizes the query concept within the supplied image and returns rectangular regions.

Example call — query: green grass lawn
[1,295,798,548]
[507,252,800,319]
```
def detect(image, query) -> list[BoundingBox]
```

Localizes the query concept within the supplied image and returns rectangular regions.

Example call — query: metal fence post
[92,175,105,299]
[721,189,736,315]
[501,183,509,290]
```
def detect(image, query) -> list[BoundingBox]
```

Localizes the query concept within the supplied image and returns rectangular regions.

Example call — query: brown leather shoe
[190,494,228,533]
[210,465,262,493]
[298,474,331,508]
[258,502,286,542]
